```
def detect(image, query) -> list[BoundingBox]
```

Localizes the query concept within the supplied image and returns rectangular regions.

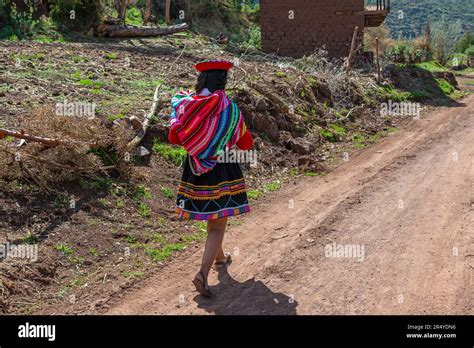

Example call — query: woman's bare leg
[215,246,226,263]
[197,217,228,284]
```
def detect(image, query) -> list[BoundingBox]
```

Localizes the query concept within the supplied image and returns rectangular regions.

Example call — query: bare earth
[103,94,474,315]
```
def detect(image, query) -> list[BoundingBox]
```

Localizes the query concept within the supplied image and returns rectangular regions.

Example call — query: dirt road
[103,94,473,315]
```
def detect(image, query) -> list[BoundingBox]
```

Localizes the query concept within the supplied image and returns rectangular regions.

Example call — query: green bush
[465,45,474,57]
[2,4,38,40]
[49,0,105,31]
[242,23,261,49]
[125,6,142,26]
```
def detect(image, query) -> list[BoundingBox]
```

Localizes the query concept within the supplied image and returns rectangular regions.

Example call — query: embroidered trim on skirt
[175,156,251,220]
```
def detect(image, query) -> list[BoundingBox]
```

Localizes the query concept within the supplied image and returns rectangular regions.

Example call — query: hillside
[377,0,474,38]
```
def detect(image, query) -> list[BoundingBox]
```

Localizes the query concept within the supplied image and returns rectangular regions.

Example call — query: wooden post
[165,0,171,24]
[119,0,127,24]
[376,37,381,84]
[347,26,359,74]
[143,0,151,25]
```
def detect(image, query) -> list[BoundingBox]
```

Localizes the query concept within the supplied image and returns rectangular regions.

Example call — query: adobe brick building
[260,0,390,58]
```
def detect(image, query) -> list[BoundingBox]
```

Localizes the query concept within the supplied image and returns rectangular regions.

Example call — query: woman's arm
[168,127,182,145]
[236,129,253,150]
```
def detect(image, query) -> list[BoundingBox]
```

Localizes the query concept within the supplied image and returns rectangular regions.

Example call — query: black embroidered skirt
[175,156,251,220]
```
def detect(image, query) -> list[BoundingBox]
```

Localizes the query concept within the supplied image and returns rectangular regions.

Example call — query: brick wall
[260,0,365,58]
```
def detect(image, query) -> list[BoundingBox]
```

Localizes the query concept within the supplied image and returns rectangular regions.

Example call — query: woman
[168,59,253,297]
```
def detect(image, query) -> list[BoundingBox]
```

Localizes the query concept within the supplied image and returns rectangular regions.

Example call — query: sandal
[214,253,232,271]
[192,271,212,297]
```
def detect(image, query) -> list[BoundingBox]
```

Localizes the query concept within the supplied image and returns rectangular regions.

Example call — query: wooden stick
[347,26,359,74]
[1,128,62,147]
[0,128,100,148]
[375,37,381,84]
[166,0,171,24]
[126,84,165,151]
[143,0,152,25]
[126,43,187,151]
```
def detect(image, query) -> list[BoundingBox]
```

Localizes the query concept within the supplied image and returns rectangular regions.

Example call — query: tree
[430,18,463,64]
[455,32,474,53]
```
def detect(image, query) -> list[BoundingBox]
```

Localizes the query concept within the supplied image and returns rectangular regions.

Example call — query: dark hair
[195,69,228,94]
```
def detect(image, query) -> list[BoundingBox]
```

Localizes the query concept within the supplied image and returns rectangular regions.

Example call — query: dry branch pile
[0,106,137,190]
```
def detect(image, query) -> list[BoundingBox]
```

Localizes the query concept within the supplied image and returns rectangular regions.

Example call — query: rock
[266,117,280,141]
[136,146,150,157]
[255,97,267,112]
[129,116,143,130]
[278,131,292,148]
[289,137,315,155]
[298,155,314,166]
[450,64,468,71]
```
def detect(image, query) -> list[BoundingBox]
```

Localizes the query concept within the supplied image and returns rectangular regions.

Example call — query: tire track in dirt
[101,94,474,315]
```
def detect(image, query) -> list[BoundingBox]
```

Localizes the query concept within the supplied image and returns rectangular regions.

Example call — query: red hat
[195,59,234,72]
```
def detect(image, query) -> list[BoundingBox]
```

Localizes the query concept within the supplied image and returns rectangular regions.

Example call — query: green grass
[105,53,118,60]
[54,243,73,256]
[319,129,336,142]
[22,234,39,245]
[134,184,152,202]
[247,189,263,200]
[376,85,413,102]
[455,67,474,75]
[435,79,464,99]
[124,234,138,244]
[436,79,455,95]
[150,233,167,244]
[144,242,186,262]
[138,203,151,218]
[319,124,347,142]
[182,223,208,243]
[107,113,126,122]
[152,141,187,166]
[415,61,449,73]
[304,172,322,177]
[73,55,88,64]
[263,180,281,192]
[78,79,106,88]
[160,186,174,199]
[79,176,115,191]
[2,136,14,142]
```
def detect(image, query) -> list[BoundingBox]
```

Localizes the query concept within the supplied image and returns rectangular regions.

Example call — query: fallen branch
[0,128,98,148]
[95,23,189,38]
[126,43,187,151]
[126,84,166,151]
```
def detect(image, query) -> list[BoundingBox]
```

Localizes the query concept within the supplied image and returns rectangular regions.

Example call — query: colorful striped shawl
[170,90,247,175]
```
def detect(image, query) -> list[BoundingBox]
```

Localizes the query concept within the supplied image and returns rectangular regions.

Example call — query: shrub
[49,0,105,31]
